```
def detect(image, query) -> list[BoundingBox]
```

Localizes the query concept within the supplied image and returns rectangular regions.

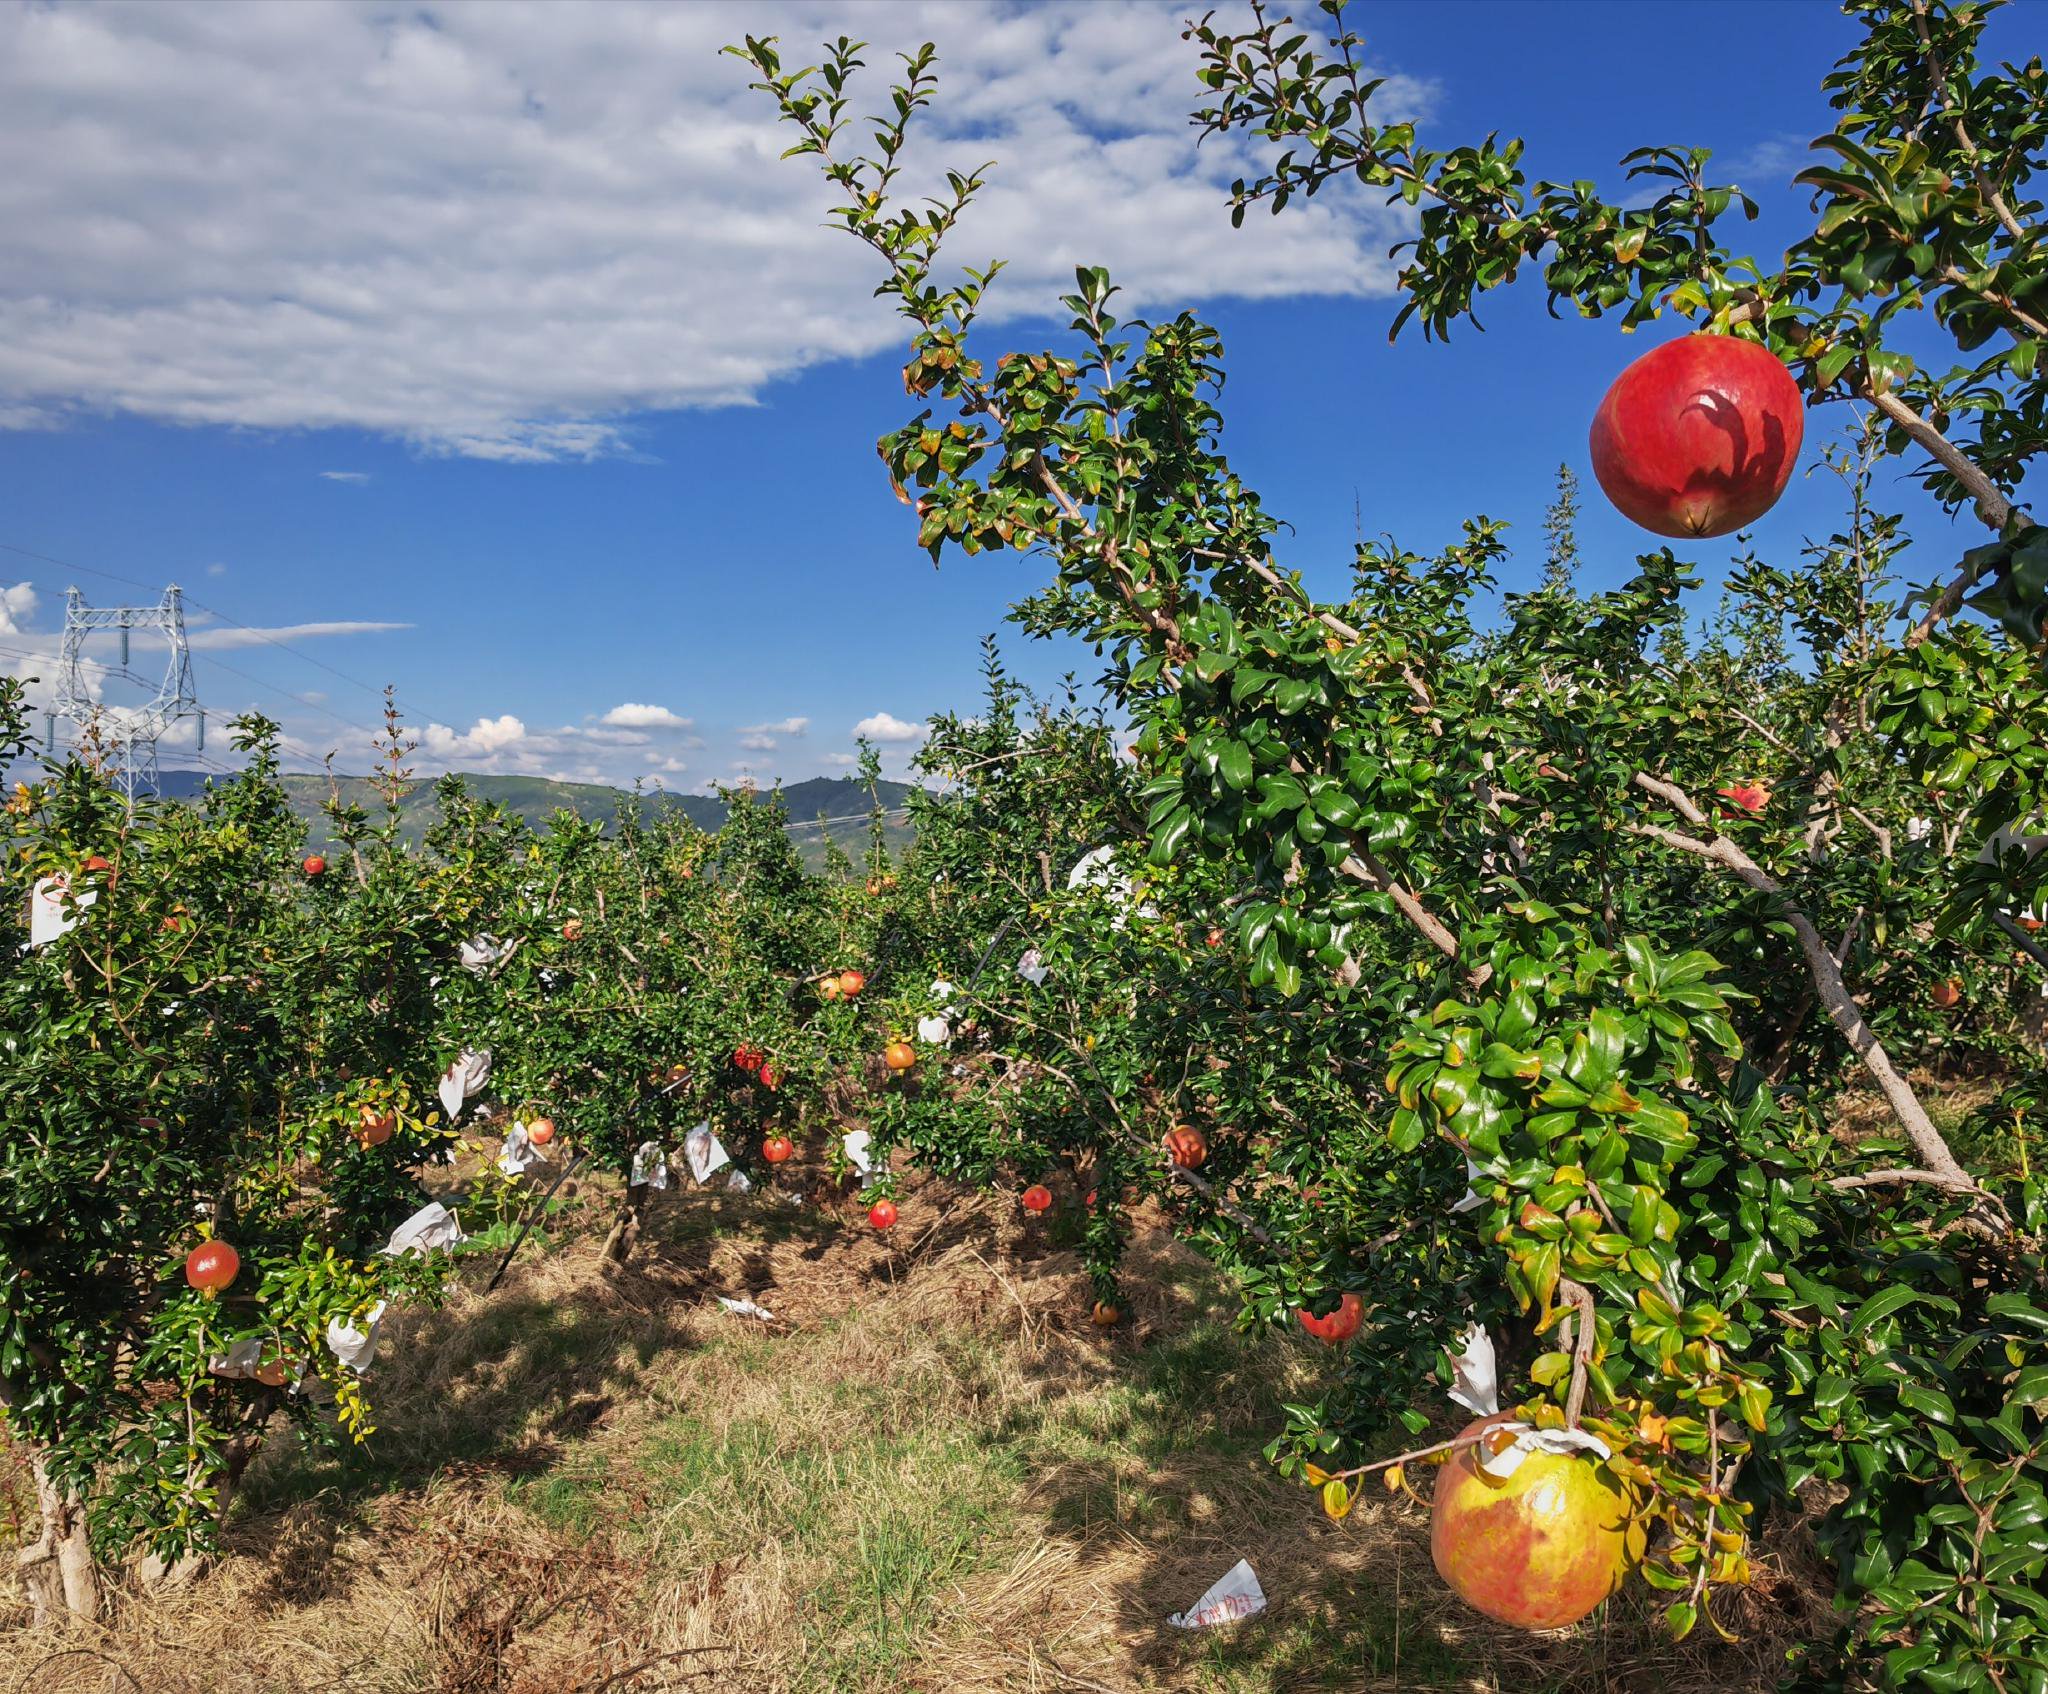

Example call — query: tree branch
[1628,772,1983,1197]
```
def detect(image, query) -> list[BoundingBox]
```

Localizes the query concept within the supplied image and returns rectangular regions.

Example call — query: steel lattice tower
[51,585,203,803]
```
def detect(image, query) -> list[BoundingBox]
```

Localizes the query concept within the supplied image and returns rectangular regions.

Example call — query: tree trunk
[135,1416,269,1593]
[602,1184,650,1265]
[19,1450,100,1624]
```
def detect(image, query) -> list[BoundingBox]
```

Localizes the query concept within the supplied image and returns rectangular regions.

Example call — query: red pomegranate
[867,1199,898,1231]
[1589,335,1803,538]
[762,1135,794,1164]
[1298,1293,1364,1345]
[302,855,326,878]
[1163,1125,1209,1169]
[184,1241,240,1293]
[1021,1183,1052,1214]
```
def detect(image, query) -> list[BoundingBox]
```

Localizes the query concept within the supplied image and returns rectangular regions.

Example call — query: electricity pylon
[50,585,203,803]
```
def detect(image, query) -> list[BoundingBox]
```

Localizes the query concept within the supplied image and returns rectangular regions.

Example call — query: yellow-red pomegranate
[1430,1416,1631,1631]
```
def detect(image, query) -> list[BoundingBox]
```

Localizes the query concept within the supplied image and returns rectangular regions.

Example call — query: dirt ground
[1,1171,1837,1694]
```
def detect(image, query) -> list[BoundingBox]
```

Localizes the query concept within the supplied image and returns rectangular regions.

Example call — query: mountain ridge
[151,769,920,868]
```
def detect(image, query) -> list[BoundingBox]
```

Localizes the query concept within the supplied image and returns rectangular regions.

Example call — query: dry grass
[2,1172,1833,1693]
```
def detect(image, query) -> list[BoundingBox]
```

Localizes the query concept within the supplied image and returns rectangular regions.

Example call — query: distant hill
[151,770,920,872]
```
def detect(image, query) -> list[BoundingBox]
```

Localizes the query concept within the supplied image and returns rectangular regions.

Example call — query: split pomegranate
[1589,335,1804,538]
[733,1043,765,1073]
[1430,1415,1632,1631]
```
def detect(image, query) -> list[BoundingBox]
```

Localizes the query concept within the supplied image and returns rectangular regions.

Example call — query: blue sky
[0,0,2032,791]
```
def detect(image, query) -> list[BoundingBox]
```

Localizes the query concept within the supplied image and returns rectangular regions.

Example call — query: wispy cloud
[1723,132,1813,186]
[318,470,371,485]
[182,618,410,651]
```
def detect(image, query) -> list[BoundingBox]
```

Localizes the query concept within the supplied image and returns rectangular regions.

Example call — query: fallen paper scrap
[717,1296,777,1322]
[842,1128,874,1175]
[1449,1155,1489,1214]
[1168,1559,1266,1629]
[1016,948,1049,986]
[917,1013,951,1045]
[384,1201,465,1257]
[1448,1322,1499,1415]
[727,1168,753,1194]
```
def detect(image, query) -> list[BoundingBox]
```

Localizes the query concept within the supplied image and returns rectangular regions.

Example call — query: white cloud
[647,754,689,775]
[319,470,371,484]
[737,731,779,752]
[205,561,226,576]
[741,716,809,737]
[421,713,527,759]
[0,582,39,638]
[601,702,691,729]
[579,725,651,746]
[0,3,1431,460]
[182,619,409,650]
[853,711,924,744]
[819,751,857,767]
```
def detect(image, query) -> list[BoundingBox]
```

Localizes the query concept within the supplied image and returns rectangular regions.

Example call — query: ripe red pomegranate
[356,1106,395,1147]
[759,1062,783,1092]
[527,1116,556,1146]
[733,1044,765,1073]
[1298,1293,1364,1345]
[1589,335,1803,538]
[1716,781,1771,819]
[81,855,113,876]
[882,1041,916,1073]
[184,1241,240,1293]
[762,1134,794,1164]
[867,1199,898,1231]
[561,918,584,942]
[303,855,326,878]
[1021,1183,1052,1214]
[839,970,865,998]
[1091,1300,1120,1327]
[1430,1415,1632,1631]
[1163,1125,1208,1169]
[1932,978,1962,1009]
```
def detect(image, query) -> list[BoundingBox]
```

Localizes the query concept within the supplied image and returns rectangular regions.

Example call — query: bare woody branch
[1627,771,1983,1198]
